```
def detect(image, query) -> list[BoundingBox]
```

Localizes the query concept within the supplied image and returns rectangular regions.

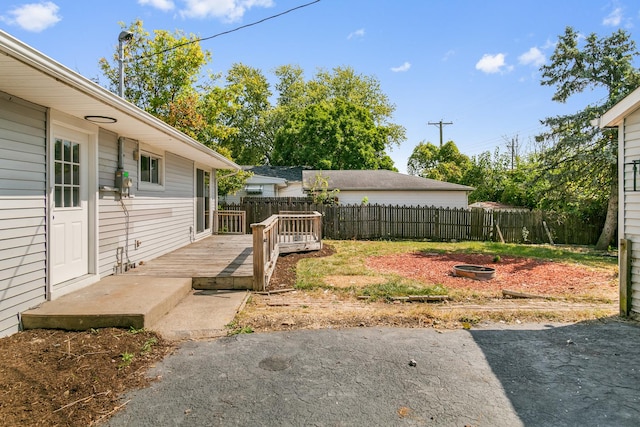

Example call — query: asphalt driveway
[107,319,639,426]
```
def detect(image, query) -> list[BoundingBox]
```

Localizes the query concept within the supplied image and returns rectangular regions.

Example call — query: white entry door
[51,127,89,285]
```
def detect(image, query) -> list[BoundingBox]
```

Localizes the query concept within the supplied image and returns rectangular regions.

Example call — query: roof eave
[596,85,640,128]
[0,30,239,171]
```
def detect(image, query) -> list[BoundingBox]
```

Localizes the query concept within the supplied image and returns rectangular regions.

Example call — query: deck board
[126,234,254,289]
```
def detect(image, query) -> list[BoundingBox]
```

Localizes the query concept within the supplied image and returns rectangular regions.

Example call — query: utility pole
[428,120,453,147]
[505,135,519,170]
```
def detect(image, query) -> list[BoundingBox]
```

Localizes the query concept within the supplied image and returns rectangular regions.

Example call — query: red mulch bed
[366,252,617,298]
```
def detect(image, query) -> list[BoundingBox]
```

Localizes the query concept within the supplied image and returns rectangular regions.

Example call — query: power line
[131,0,321,62]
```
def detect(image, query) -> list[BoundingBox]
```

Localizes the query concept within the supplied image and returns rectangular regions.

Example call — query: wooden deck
[125,234,254,289]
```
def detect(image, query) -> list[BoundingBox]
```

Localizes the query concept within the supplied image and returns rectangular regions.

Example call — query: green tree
[461,148,542,208]
[219,64,273,165]
[99,20,210,119]
[537,26,640,249]
[272,98,396,170]
[407,140,471,183]
[271,66,404,169]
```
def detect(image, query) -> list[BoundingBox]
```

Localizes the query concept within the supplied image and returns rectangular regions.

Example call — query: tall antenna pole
[118,31,133,98]
[428,120,453,147]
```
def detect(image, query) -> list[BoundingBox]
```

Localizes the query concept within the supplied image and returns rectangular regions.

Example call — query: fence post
[619,238,632,317]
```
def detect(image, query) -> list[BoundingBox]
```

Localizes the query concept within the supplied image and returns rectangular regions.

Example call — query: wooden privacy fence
[221,200,605,246]
[251,211,322,290]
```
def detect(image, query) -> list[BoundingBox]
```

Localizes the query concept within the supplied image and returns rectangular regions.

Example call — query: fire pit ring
[453,264,495,281]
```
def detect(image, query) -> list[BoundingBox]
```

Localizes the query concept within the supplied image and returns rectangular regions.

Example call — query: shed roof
[0,30,239,171]
[595,85,640,128]
[302,170,474,191]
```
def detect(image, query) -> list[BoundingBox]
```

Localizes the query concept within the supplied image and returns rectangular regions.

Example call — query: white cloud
[475,53,509,74]
[603,7,623,26]
[347,28,365,40]
[1,1,61,32]
[180,0,274,22]
[391,61,411,72]
[138,0,175,12]
[518,47,546,67]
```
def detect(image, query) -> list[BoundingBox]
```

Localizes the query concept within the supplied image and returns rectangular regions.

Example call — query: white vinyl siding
[622,108,640,314]
[0,93,47,337]
[279,182,305,197]
[98,131,195,277]
[336,190,469,208]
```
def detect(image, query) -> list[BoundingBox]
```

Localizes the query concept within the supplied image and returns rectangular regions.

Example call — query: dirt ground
[0,244,618,426]
[241,244,618,332]
[0,328,173,426]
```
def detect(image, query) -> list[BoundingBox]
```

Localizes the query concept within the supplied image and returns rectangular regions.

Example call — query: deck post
[314,213,322,244]
[252,223,266,291]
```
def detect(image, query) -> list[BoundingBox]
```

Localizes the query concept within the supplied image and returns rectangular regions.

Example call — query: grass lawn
[235,240,619,332]
[296,240,617,300]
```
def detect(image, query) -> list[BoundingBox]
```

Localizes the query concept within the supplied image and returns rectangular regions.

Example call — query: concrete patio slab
[21,276,192,331]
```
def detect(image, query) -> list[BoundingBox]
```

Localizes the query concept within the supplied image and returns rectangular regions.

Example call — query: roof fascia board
[0,30,239,171]
[597,86,640,128]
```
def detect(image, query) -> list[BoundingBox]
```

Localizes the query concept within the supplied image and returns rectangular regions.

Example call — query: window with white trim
[138,150,164,190]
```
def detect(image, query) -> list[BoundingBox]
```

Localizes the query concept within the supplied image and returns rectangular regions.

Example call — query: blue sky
[1,0,638,173]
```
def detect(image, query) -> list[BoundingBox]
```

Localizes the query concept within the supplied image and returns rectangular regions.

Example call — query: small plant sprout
[128,326,145,334]
[119,352,134,368]
[141,337,157,353]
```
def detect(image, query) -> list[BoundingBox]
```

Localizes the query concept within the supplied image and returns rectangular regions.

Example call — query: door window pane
[55,187,62,207]
[55,162,62,185]
[55,139,62,161]
[63,140,71,162]
[54,139,81,208]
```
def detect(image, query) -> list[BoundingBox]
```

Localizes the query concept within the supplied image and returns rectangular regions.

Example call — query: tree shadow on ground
[469,317,640,426]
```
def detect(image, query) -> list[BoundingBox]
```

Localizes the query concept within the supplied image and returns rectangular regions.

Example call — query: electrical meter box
[115,170,133,196]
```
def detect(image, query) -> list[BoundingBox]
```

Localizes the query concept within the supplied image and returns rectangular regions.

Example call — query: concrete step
[21,276,192,331]
[150,289,249,341]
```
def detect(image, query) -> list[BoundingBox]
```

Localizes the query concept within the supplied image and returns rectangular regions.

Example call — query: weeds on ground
[226,320,254,335]
[359,279,448,302]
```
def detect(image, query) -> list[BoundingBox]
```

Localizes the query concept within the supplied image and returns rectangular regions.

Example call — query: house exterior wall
[336,190,469,208]
[622,108,640,314]
[279,182,305,197]
[97,130,197,277]
[0,93,47,336]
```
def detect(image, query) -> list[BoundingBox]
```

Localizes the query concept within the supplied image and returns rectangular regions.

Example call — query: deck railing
[251,211,322,291]
[215,210,246,234]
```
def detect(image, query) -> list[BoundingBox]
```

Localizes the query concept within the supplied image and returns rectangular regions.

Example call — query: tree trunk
[595,171,618,250]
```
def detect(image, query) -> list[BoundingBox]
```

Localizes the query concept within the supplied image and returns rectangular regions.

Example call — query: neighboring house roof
[302,170,474,192]
[0,30,239,171]
[242,166,307,182]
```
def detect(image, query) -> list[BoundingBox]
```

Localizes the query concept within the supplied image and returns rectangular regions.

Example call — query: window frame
[138,149,165,191]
